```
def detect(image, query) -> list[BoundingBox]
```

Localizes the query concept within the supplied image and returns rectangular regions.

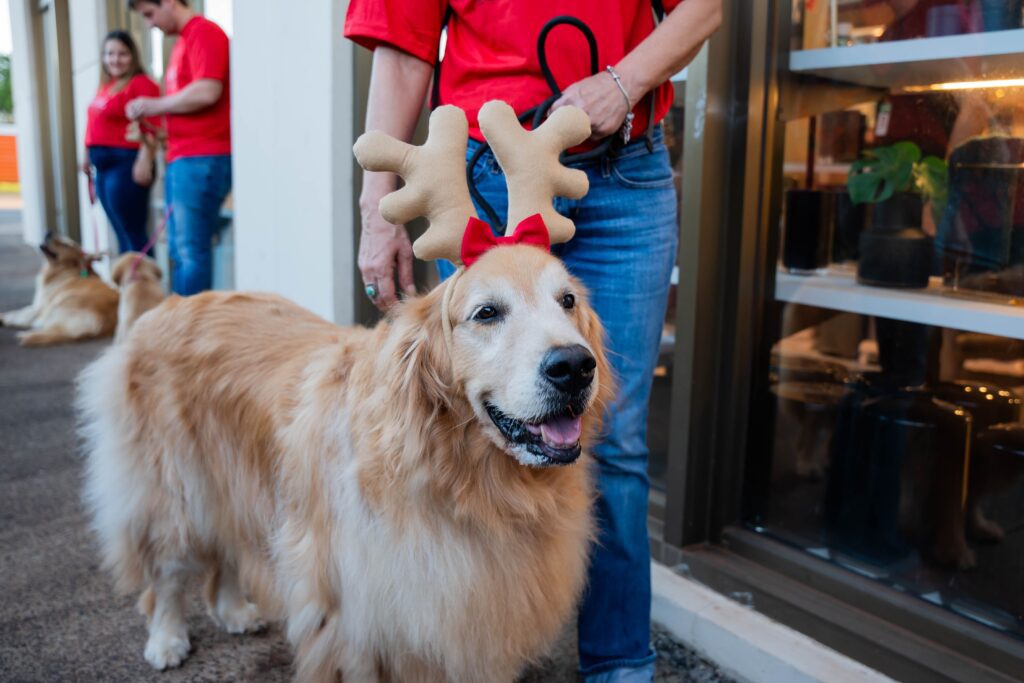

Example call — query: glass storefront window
[747,0,1024,642]
[648,78,686,492]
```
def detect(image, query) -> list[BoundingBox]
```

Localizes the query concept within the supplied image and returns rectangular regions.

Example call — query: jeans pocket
[610,146,674,190]
[468,147,505,184]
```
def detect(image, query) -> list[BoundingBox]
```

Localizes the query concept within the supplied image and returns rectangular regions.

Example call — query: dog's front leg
[141,561,192,670]
[1,304,37,328]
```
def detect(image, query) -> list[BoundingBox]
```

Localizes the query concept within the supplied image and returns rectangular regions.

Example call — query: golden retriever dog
[1,233,118,346]
[110,252,165,341]
[78,244,611,682]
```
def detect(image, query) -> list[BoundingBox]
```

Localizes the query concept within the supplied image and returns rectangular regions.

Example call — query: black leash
[468,16,622,227]
[435,11,666,230]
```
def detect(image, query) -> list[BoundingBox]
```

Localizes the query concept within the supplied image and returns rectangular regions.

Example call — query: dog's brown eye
[561,293,575,310]
[474,305,499,322]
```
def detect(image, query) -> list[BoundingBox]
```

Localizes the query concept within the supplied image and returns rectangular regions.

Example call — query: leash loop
[468,16,623,230]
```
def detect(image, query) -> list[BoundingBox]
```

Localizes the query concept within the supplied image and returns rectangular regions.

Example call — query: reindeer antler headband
[353,101,592,266]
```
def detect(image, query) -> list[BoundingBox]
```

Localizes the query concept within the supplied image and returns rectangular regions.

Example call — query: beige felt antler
[353,105,477,262]
[477,100,591,243]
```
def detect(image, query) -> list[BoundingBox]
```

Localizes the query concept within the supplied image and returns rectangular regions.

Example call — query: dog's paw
[144,630,191,670]
[215,600,265,635]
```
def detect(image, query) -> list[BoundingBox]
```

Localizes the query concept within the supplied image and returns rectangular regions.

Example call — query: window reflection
[755,0,1024,639]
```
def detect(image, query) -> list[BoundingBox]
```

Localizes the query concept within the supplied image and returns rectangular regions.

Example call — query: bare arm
[125,79,224,119]
[552,0,722,139]
[132,135,157,187]
[359,45,434,311]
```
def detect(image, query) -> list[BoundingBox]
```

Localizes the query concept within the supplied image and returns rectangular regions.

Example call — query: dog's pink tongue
[539,415,582,448]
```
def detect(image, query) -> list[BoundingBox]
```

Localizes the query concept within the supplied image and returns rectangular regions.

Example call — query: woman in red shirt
[82,31,161,254]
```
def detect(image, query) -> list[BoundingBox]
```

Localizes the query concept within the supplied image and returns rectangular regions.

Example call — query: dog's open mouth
[484,402,583,466]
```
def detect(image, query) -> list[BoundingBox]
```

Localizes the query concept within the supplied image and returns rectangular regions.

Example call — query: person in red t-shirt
[346,2,721,681]
[82,31,160,255]
[125,0,232,296]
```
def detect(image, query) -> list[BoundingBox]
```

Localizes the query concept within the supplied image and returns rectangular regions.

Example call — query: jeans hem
[578,648,657,677]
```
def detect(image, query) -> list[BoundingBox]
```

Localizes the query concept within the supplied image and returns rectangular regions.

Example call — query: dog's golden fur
[110,252,165,341]
[78,245,611,682]
[1,233,118,346]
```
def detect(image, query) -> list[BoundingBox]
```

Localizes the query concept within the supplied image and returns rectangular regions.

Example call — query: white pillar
[8,0,114,267]
[232,0,358,325]
[9,0,46,245]
[69,0,115,273]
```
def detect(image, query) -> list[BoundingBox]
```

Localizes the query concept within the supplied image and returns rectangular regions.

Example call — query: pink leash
[126,204,171,283]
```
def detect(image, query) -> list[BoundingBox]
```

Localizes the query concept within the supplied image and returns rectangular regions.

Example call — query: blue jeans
[89,146,152,254]
[439,130,678,681]
[165,155,232,295]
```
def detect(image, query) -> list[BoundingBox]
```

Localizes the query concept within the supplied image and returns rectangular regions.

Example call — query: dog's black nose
[542,345,596,393]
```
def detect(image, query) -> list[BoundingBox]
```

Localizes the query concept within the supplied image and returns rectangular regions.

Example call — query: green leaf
[847,142,923,203]
[915,155,949,223]
[849,168,887,204]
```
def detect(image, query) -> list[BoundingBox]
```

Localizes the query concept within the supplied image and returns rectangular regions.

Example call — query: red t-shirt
[85,74,161,149]
[165,15,231,163]
[344,0,683,142]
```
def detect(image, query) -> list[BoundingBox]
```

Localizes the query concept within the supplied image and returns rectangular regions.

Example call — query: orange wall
[0,134,19,184]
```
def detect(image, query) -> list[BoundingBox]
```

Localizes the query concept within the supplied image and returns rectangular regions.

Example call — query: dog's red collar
[460,214,550,267]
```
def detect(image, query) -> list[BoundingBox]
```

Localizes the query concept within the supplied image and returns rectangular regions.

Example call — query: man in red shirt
[346,1,721,681]
[125,0,231,296]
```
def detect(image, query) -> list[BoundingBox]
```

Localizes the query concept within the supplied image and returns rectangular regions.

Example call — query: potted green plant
[849,141,948,228]
[848,141,948,288]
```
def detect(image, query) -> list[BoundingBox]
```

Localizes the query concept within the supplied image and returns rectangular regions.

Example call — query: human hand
[550,71,634,140]
[358,208,416,312]
[126,97,161,121]
[132,157,154,187]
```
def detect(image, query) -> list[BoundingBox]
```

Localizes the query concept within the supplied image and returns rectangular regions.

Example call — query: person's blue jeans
[165,155,232,295]
[89,146,152,254]
[439,130,678,682]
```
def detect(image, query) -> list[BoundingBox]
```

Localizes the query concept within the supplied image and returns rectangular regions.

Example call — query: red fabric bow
[460,213,551,267]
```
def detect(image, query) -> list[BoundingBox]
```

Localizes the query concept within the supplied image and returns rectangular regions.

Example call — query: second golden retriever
[110,252,165,341]
[1,233,117,346]
[78,244,610,681]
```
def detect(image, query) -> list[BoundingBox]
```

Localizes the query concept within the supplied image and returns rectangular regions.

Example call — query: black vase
[858,192,932,288]
[932,382,1022,430]
[870,192,923,232]
[783,189,832,272]
[827,382,973,566]
[971,422,1024,538]
[937,136,1024,291]
[829,189,866,263]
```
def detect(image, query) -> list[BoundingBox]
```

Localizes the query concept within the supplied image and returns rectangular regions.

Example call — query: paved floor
[0,213,729,682]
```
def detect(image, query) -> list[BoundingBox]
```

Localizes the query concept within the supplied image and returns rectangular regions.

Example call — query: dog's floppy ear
[110,255,130,286]
[388,286,455,411]
[110,253,140,286]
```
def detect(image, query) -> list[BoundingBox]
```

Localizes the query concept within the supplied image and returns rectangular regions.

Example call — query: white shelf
[790,29,1024,89]
[775,267,1024,340]
[783,161,851,175]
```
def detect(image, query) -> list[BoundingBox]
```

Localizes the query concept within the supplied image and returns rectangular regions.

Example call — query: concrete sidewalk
[0,213,730,682]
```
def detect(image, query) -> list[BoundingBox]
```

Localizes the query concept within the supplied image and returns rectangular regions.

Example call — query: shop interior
[743,0,1024,642]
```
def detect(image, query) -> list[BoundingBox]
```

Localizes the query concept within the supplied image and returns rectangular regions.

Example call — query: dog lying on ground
[1,233,118,346]
[110,252,165,342]
[78,244,610,682]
